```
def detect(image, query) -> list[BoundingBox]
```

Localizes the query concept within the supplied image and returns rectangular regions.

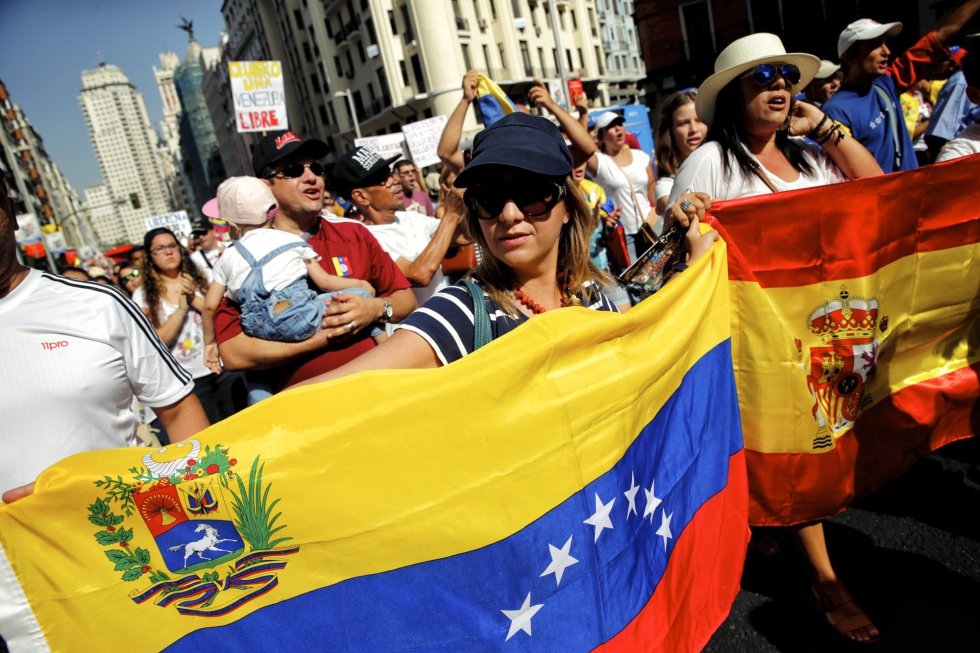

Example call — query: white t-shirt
[668,141,847,205]
[190,246,223,283]
[365,211,448,306]
[211,229,320,301]
[654,176,674,203]
[936,124,980,162]
[0,270,194,489]
[593,149,653,235]
[132,286,211,379]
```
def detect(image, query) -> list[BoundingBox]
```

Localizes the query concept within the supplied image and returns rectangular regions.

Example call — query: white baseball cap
[216,177,278,226]
[838,19,902,58]
[594,111,626,130]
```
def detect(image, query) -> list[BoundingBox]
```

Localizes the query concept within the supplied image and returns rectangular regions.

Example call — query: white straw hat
[838,19,902,58]
[695,33,820,125]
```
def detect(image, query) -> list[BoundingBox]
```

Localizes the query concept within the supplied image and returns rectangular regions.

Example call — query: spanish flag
[0,242,747,650]
[476,73,517,126]
[708,155,980,527]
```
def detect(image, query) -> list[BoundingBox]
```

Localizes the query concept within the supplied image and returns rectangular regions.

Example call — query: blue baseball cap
[454,113,573,188]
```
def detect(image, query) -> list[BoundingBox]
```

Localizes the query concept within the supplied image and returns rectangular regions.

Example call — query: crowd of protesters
[4,0,980,647]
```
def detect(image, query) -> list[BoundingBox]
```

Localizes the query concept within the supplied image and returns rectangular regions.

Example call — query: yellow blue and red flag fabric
[707,155,980,526]
[0,242,747,651]
[476,73,518,125]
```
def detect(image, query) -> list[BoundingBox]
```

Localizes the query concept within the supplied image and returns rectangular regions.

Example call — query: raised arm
[934,0,980,44]
[437,70,478,174]
[529,79,598,167]
[791,102,883,180]
[394,211,466,287]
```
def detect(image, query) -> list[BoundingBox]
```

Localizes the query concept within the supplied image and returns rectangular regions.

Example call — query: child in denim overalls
[202,177,383,403]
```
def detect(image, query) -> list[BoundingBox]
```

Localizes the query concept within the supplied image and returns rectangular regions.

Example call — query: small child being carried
[202,176,383,391]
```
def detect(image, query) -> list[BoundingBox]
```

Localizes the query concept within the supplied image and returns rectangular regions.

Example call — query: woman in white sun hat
[666,33,881,212]
[666,33,885,645]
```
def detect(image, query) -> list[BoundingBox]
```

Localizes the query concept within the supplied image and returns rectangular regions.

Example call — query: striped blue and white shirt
[397,281,618,365]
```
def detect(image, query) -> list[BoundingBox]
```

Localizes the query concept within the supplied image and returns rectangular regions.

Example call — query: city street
[707,438,980,653]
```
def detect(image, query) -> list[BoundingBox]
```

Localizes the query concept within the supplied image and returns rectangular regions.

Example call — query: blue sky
[0,0,226,193]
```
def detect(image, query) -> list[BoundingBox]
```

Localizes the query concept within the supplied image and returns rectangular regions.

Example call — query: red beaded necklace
[513,285,570,315]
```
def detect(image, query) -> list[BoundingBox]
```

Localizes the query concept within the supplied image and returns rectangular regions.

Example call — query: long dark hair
[707,80,814,179]
[655,90,699,177]
[141,227,208,326]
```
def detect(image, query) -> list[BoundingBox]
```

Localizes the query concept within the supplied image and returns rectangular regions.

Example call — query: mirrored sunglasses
[465,180,565,219]
[269,162,325,179]
[748,63,801,87]
[121,269,142,283]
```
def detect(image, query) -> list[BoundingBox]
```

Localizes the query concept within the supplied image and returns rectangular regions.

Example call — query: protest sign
[354,133,409,161]
[145,211,192,244]
[229,61,289,133]
[401,116,448,168]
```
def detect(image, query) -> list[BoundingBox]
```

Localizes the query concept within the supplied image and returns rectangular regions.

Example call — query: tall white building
[79,63,173,247]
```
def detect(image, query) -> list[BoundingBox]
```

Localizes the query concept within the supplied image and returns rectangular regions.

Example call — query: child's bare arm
[307,260,375,295]
[202,282,227,374]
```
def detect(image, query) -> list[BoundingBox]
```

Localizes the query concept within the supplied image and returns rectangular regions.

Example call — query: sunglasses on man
[268,162,325,179]
[465,179,565,219]
[745,63,801,87]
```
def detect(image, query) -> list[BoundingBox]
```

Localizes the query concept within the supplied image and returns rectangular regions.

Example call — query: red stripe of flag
[595,450,749,652]
[747,363,978,526]
[708,156,980,288]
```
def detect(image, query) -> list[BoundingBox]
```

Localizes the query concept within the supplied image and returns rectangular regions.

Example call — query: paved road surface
[706,438,980,653]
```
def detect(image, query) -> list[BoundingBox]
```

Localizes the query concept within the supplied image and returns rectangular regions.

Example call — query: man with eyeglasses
[822,0,980,172]
[334,147,470,310]
[0,168,209,505]
[394,159,434,216]
[189,221,224,283]
[211,132,416,394]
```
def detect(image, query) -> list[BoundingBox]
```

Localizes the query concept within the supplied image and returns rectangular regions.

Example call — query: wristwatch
[379,299,394,323]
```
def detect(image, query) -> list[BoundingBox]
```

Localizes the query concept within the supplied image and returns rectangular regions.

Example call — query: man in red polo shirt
[214,132,416,395]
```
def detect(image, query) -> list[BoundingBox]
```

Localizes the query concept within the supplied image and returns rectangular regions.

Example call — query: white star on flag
[656,510,673,551]
[584,493,615,542]
[540,535,578,586]
[643,479,662,523]
[624,472,640,519]
[501,592,544,641]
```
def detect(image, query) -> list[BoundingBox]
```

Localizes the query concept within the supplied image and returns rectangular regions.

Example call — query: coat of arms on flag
[801,286,882,448]
[86,439,298,617]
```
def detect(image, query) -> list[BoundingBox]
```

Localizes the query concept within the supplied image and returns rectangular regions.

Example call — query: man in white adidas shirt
[0,170,209,502]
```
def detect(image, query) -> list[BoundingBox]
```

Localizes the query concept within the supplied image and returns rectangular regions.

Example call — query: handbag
[601,222,631,272]
[617,223,687,302]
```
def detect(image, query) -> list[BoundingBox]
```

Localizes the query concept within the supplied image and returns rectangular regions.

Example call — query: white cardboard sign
[229,61,289,133]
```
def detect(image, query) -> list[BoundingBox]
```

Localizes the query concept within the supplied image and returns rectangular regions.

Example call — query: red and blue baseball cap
[454,113,573,188]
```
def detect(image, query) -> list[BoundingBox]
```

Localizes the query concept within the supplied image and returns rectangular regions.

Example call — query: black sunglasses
[465,180,565,219]
[747,63,801,87]
[269,162,325,179]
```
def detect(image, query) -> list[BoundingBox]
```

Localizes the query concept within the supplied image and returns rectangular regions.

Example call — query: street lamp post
[335,89,362,140]
[548,0,571,107]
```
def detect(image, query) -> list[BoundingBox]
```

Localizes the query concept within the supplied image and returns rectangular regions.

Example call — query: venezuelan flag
[476,73,517,126]
[0,241,746,651]
[708,154,980,526]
